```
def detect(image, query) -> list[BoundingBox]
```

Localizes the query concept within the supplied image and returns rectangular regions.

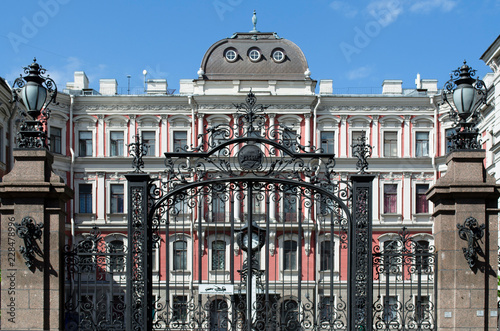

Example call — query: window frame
[78,183,93,214]
[380,182,402,222]
[278,234,300,280]
[78,130,94,157]
[320,130,335,154]
[49,126,62,154]
[169,234,192,279]
[140,130,157,157]
[207,234,231,281]
[414,131,430,157]
[383,131,399,157]
[109,130,125,157]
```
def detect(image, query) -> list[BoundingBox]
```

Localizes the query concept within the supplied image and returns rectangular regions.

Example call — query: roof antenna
[250,10,259,33]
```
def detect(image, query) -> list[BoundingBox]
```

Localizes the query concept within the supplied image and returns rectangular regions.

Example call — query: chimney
[99,79,118,95]
[382,80,403,94]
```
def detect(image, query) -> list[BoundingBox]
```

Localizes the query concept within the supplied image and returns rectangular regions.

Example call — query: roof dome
[198,31,311,81]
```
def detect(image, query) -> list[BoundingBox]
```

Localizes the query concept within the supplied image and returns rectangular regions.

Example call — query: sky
[0,0,499,95]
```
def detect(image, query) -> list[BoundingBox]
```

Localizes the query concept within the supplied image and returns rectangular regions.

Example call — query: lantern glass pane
[453,86,475,115]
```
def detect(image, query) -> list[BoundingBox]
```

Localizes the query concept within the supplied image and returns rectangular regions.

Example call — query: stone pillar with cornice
[427,151,499,331]
[0,149,73,330]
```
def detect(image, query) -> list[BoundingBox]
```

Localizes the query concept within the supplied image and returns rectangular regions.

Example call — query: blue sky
[1,0,498,94]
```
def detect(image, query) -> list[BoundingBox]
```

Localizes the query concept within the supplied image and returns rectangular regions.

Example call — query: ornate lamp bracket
[457,216,485,268]
[14,216,44,268]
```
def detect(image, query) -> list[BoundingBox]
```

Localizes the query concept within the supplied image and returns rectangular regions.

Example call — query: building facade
[2,26,499,330]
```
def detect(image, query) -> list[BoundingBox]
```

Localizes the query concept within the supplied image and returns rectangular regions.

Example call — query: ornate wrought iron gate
[64,92,435,330]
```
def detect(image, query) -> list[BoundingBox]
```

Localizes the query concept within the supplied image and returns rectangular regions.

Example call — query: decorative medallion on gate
[238,144,263,170]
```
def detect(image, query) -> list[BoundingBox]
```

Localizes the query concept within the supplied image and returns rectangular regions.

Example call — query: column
[340,115,347,157]
[403,172,411,222]
[97,114,104,157]
[161,115,168,155]
[197,113,204,148]
[304,113,311,152]
[97,172,106,222]
[372,115,379,158]
[403,115,411,157]
[427,151,499,331]
[129,115,136,145]
[0,150,73,330]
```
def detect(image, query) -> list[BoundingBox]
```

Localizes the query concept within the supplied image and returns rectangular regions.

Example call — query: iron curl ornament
[457,216,485,268]
[352,132,373,174]
[442,61,487,151]
[128,135,148,173]
[11,58,57,149]
[14,216,44,268]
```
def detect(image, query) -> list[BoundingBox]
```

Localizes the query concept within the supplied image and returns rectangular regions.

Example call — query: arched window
[210,299,229,331]
[281,299,299,330]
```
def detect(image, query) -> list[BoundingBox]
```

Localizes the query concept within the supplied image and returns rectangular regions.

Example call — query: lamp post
[442,60,487,151]
[12,58,57,149]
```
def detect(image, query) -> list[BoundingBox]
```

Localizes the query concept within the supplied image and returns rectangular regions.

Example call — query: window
[283,129,297,151]
[283,240,297,271]
[272,50,285,62]
[79,131,92,156]
[109,240,125,272]
[142,131,155,156]
[383,296,398,324]
[211,192,226,223]
[445,128,455,153]
[110,131,124,156]
[50,127,61,154]
[415,184,429,214]
[383,184,397,214]
[173,240,187,271]
[383,131,398,157]
[415,240,430,271]
[281,300,299,331]
[210,299,229,331]
[283,186,297,222]
[319,297,333,323]
[351,130,366,155]
[79,184,92,213]
[110,184,124,213]
[248,48,261,62]
[415,295,431,325]
[321,131,335,154]
[173,295,188,322]
[173,131,188,152]
[225,49,237,62]
[320,241,332,271]
[211,240,226,271]
[415,132,429,157]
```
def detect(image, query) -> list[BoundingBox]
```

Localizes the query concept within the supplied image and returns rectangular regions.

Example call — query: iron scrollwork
[128,135,148,173]
[14,216,44,267]
[352,132,373,174]
[457,216,485,268]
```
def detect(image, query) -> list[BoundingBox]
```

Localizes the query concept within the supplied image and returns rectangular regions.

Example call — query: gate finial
[128,135,148,173]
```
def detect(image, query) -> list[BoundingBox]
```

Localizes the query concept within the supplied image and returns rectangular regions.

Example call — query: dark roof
[198,32,311,81]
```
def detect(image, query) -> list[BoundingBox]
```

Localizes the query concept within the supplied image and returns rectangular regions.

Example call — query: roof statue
[250,10,259,33]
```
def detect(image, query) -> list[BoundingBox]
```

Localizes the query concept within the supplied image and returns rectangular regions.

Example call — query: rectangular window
[173,131,188,152]
[173,240,187,270]
[283,129,297,151]
[445,128,455,153]
[79,131,93,156]
[351,130,366,155]
[384,131,398,157]
[79,184,92,213]
[50,127,62,154]
[283,187,297,222]
[142,131,155,156]
[320,241,332,271]
[415,295,430,324]
[110,131,124,156]
[173,295,188,322]
[384,184,397,214]
[110,184,124,213]
[211,193,225,223]
[415,132,429,157]
[211,240,226,270]
[320,131,335,154]
[415,184,429,214]
[319,297,333,322]
[383,296,398,324]
[283,240,297,270]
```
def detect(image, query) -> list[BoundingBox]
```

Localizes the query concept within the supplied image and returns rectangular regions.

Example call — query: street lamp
[442,61,487,151]
[12,58,57,149]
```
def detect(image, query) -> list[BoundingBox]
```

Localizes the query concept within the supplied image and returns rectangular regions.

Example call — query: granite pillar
[427,151,499,331]
[0,149,73,330]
